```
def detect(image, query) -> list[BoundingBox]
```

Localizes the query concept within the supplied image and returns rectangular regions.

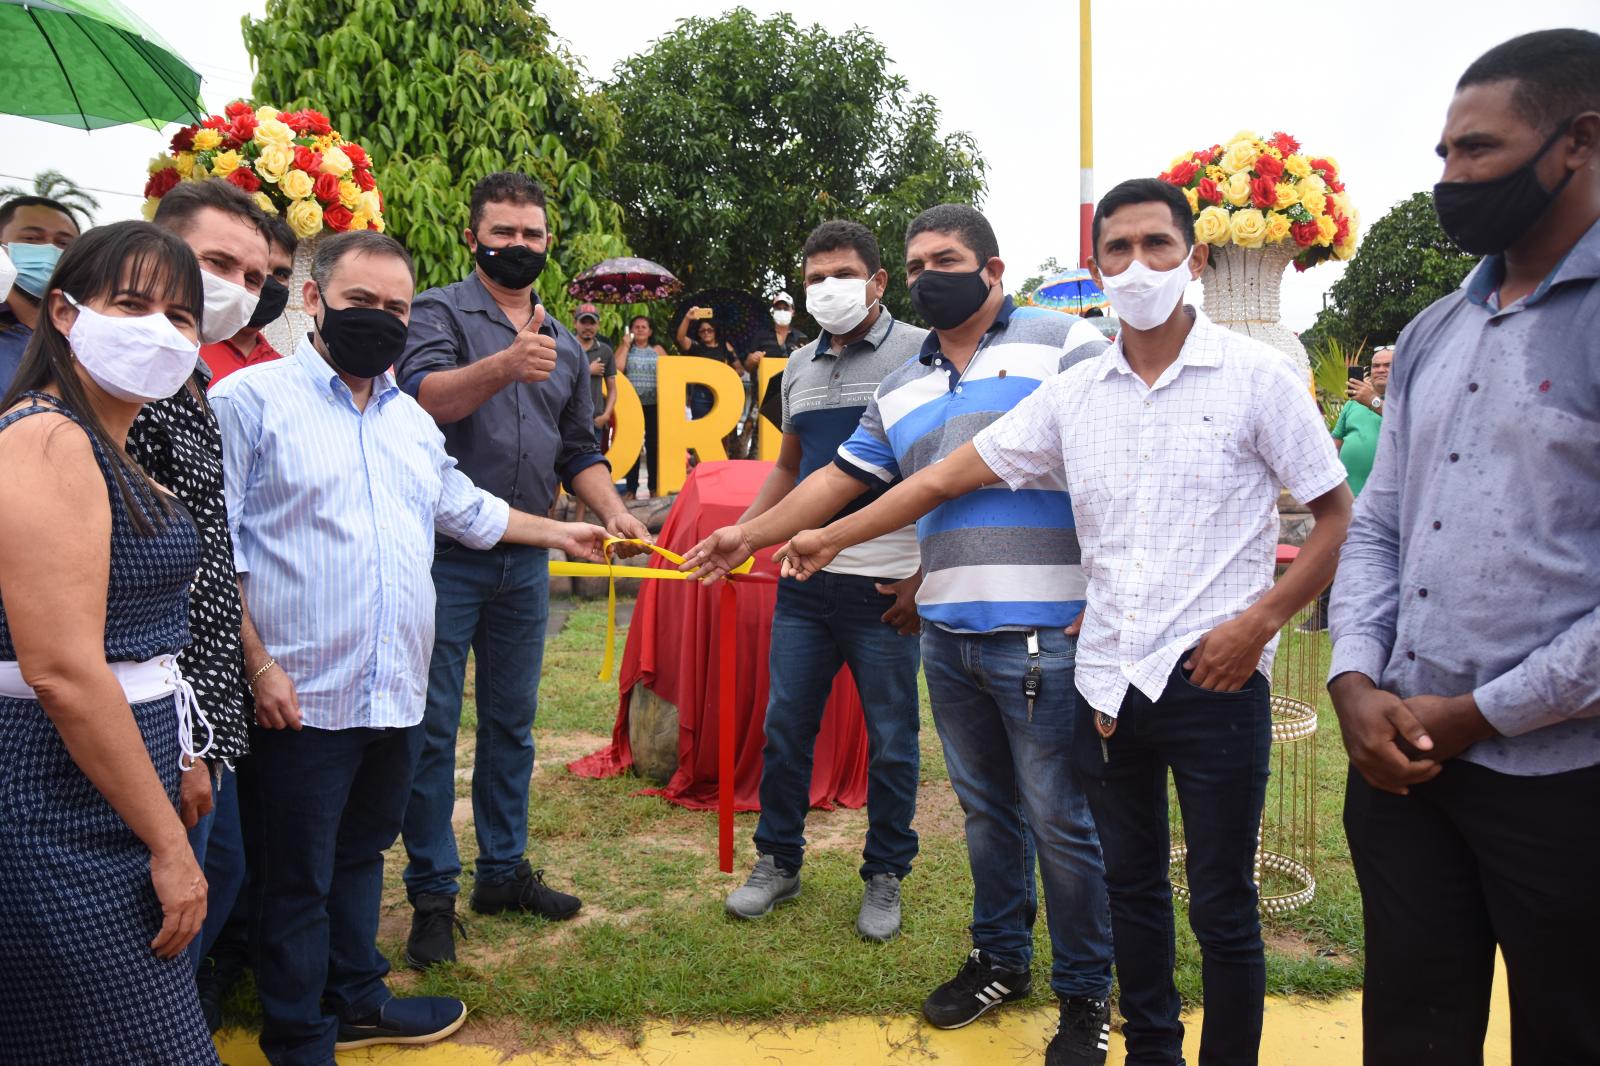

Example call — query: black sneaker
[405,892,466,970]
[1046,997,1112,1066]
[921,948,1032,1029]
[469,860,582,920]
[195,944,247,1033]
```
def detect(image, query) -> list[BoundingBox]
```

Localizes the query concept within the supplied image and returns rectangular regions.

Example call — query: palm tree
[0,170,99,226]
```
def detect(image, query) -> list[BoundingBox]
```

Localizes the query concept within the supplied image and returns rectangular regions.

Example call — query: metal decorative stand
[1200,242,1311,376]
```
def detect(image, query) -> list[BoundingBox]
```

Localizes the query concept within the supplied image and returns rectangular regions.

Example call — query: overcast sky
[5,0,1596,329]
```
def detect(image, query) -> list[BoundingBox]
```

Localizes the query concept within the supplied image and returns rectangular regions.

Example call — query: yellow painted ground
[215,960,1511,1065]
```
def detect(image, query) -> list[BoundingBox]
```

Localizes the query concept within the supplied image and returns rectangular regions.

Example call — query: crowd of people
[0,26,1594,1066]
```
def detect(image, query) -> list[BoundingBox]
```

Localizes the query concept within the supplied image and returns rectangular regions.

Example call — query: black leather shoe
[405,892,466,969]
[469,861,582,920]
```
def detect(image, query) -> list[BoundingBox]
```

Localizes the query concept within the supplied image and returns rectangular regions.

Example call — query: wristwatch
[1371,396,1384,412]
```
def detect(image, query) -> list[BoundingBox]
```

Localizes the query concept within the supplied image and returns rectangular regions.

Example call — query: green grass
[227,597,1364,1042]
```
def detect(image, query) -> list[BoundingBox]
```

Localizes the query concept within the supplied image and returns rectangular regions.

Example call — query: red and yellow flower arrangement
[143,101,385,240]
[1160,130,1357,271]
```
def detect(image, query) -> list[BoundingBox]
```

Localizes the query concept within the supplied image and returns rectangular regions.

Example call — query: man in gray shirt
[1328,29,1600,1065]
[575,302,616,452]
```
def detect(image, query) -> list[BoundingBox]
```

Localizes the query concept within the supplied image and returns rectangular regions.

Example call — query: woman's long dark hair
[0,221,204,534]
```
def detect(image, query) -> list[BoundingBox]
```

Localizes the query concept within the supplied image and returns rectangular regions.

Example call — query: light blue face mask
[6,242,63,299]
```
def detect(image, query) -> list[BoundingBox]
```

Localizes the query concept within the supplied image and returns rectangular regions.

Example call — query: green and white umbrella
[0,0,206,130]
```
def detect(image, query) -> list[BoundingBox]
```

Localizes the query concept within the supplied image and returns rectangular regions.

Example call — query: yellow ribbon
[549,538,752,679]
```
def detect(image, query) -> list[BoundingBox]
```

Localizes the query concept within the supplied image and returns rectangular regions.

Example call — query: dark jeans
[249,724,422,1066]
[689,385,714,420]
[1345,759,1600,1065]
[187,763,248,969]
[922,624,1113,999]
[403,542,550,898]
[1074,661,1272,1066]
[624,403,657,495]
[753,572,921,879]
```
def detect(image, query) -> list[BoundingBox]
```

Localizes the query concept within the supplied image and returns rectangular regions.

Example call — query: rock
[1278,488,1315,548]
[628,684,680,785]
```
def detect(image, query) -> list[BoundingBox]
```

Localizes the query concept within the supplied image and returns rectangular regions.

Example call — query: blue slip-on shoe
[334,995,468,1050]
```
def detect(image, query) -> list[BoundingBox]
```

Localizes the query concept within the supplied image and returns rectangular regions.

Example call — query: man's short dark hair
[1092,178,1195,256]
[0,195,81,237]
[802,220,882,275]
[1458,29,1600,131]
[311,230,416,288]
[905,204,999,264]
[469,172,547,232]
[152,177,267,238]
[262,217,298,258]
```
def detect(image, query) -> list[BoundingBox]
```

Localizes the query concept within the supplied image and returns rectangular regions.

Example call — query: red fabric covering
[568,460,870,812]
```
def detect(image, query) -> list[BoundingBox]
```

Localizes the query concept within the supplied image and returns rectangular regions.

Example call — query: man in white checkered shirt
[777,179,1352,1066]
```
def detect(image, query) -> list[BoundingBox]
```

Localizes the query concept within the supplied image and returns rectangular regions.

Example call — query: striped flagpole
[1079,0,1094,268]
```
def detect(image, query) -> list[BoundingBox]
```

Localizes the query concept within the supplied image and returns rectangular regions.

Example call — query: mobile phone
[691,307,713,320]
[1347,364,1368,382]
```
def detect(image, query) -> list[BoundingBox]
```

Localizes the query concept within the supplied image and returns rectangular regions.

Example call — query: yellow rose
[1300,173,1327,196]
[255,143,294,183]
[1224,172,1253,207]
[279,169,315,201]
[1228,129,1260,146]
[1315,215,1339,245]
[148,154,176,174]
[192,128,222,152]
[371,214,386,233]
[1273,183,1299,211]
[1334,239,1357,261]
[1327,191,1350,217]
[210,150,242,178]
[1183,187,1200,213]
[320,146,353,177]
[347,210,371,232]
[254,118,295,148]
[286,199,324,240]
[141,196,160,221]
[191,162,211,180]
[1220,139,1259,175]
[255,106,279,122]
[1194,206,1232,245]
[1284,154,1312,179]
[1300,188,1328,217]
[253,192,279,216]
[1229,208,1268,249]
[173,152,196,178]
[1263,211,1292,244]
[358,189,383,218]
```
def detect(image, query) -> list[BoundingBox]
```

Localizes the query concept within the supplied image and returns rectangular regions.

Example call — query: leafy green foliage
[1308,336,1367,429]
[242,0,631,323]
[0,169,99,225]
[1304,192,1477,350]
[603,8,987,322]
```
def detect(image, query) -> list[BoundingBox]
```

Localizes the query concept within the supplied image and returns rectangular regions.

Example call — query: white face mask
[805,276,877,336]
[0,246,16,304]
[65,294,200,403]
[200,270,260,344]
[1100,253,1195,331]
[771,308,793,327]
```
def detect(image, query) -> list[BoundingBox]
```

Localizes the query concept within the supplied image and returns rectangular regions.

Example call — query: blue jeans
[187,764,248,969]
[1073,661,1272,1066]
[921,625,1113,999]
[249,724,423,1066]
[753,573,921,879]
[403,543,550,898]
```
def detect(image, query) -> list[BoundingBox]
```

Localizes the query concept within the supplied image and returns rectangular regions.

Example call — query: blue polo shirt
[0,318,32,393]
[835,297,1108,632]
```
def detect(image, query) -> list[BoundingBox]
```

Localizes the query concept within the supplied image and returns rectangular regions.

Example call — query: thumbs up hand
[503,304,558,384]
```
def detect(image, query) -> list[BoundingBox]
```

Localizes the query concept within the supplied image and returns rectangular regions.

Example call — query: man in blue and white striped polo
[682,205,1114,1066]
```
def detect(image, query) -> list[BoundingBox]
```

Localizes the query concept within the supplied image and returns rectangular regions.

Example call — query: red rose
[324,204,354,232]
[1334,214,1352,243]
[293,146,322,173]
[228,114,258,144]
[224,100,254,119]
[1250,175,1278,209]
[1253,153,1284,181]
[170,126,197,152]
[202,115,228,131]
[227,168,262,193]
[299,109,332,136]
[313,172,342,203]
[144,168,182,199]
[1196,177,1223,205]
[1291,221,1320,247]
[1269,131,1301,155]
[1310,158,1339,182]
[1169,160,1199,185]
[1328,179,1346,193]
[353,168,377,192]
[342,143,368,168]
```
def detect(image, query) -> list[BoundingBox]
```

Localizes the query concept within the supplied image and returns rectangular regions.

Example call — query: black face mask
[1433,119,1575,256]
[910,264,994,331]
[246,277,289,331]
[316,292,409,379]
[475,242,547,289]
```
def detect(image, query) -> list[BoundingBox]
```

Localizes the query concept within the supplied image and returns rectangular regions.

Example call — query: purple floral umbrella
[568,256,683,304]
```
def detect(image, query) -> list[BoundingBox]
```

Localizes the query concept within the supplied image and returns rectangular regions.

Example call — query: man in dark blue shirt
[395,173,649,968]
[0,196,80,391]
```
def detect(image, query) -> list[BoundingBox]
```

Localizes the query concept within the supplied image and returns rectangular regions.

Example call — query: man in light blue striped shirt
[211,232,605,1066]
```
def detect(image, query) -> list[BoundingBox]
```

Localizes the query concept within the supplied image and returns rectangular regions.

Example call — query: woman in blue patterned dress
[0,221,220,1064]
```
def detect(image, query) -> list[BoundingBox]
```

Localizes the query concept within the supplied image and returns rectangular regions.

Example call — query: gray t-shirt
[583,338,616,413]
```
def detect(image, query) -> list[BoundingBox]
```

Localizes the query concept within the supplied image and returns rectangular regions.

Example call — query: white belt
[0,654,215,769]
